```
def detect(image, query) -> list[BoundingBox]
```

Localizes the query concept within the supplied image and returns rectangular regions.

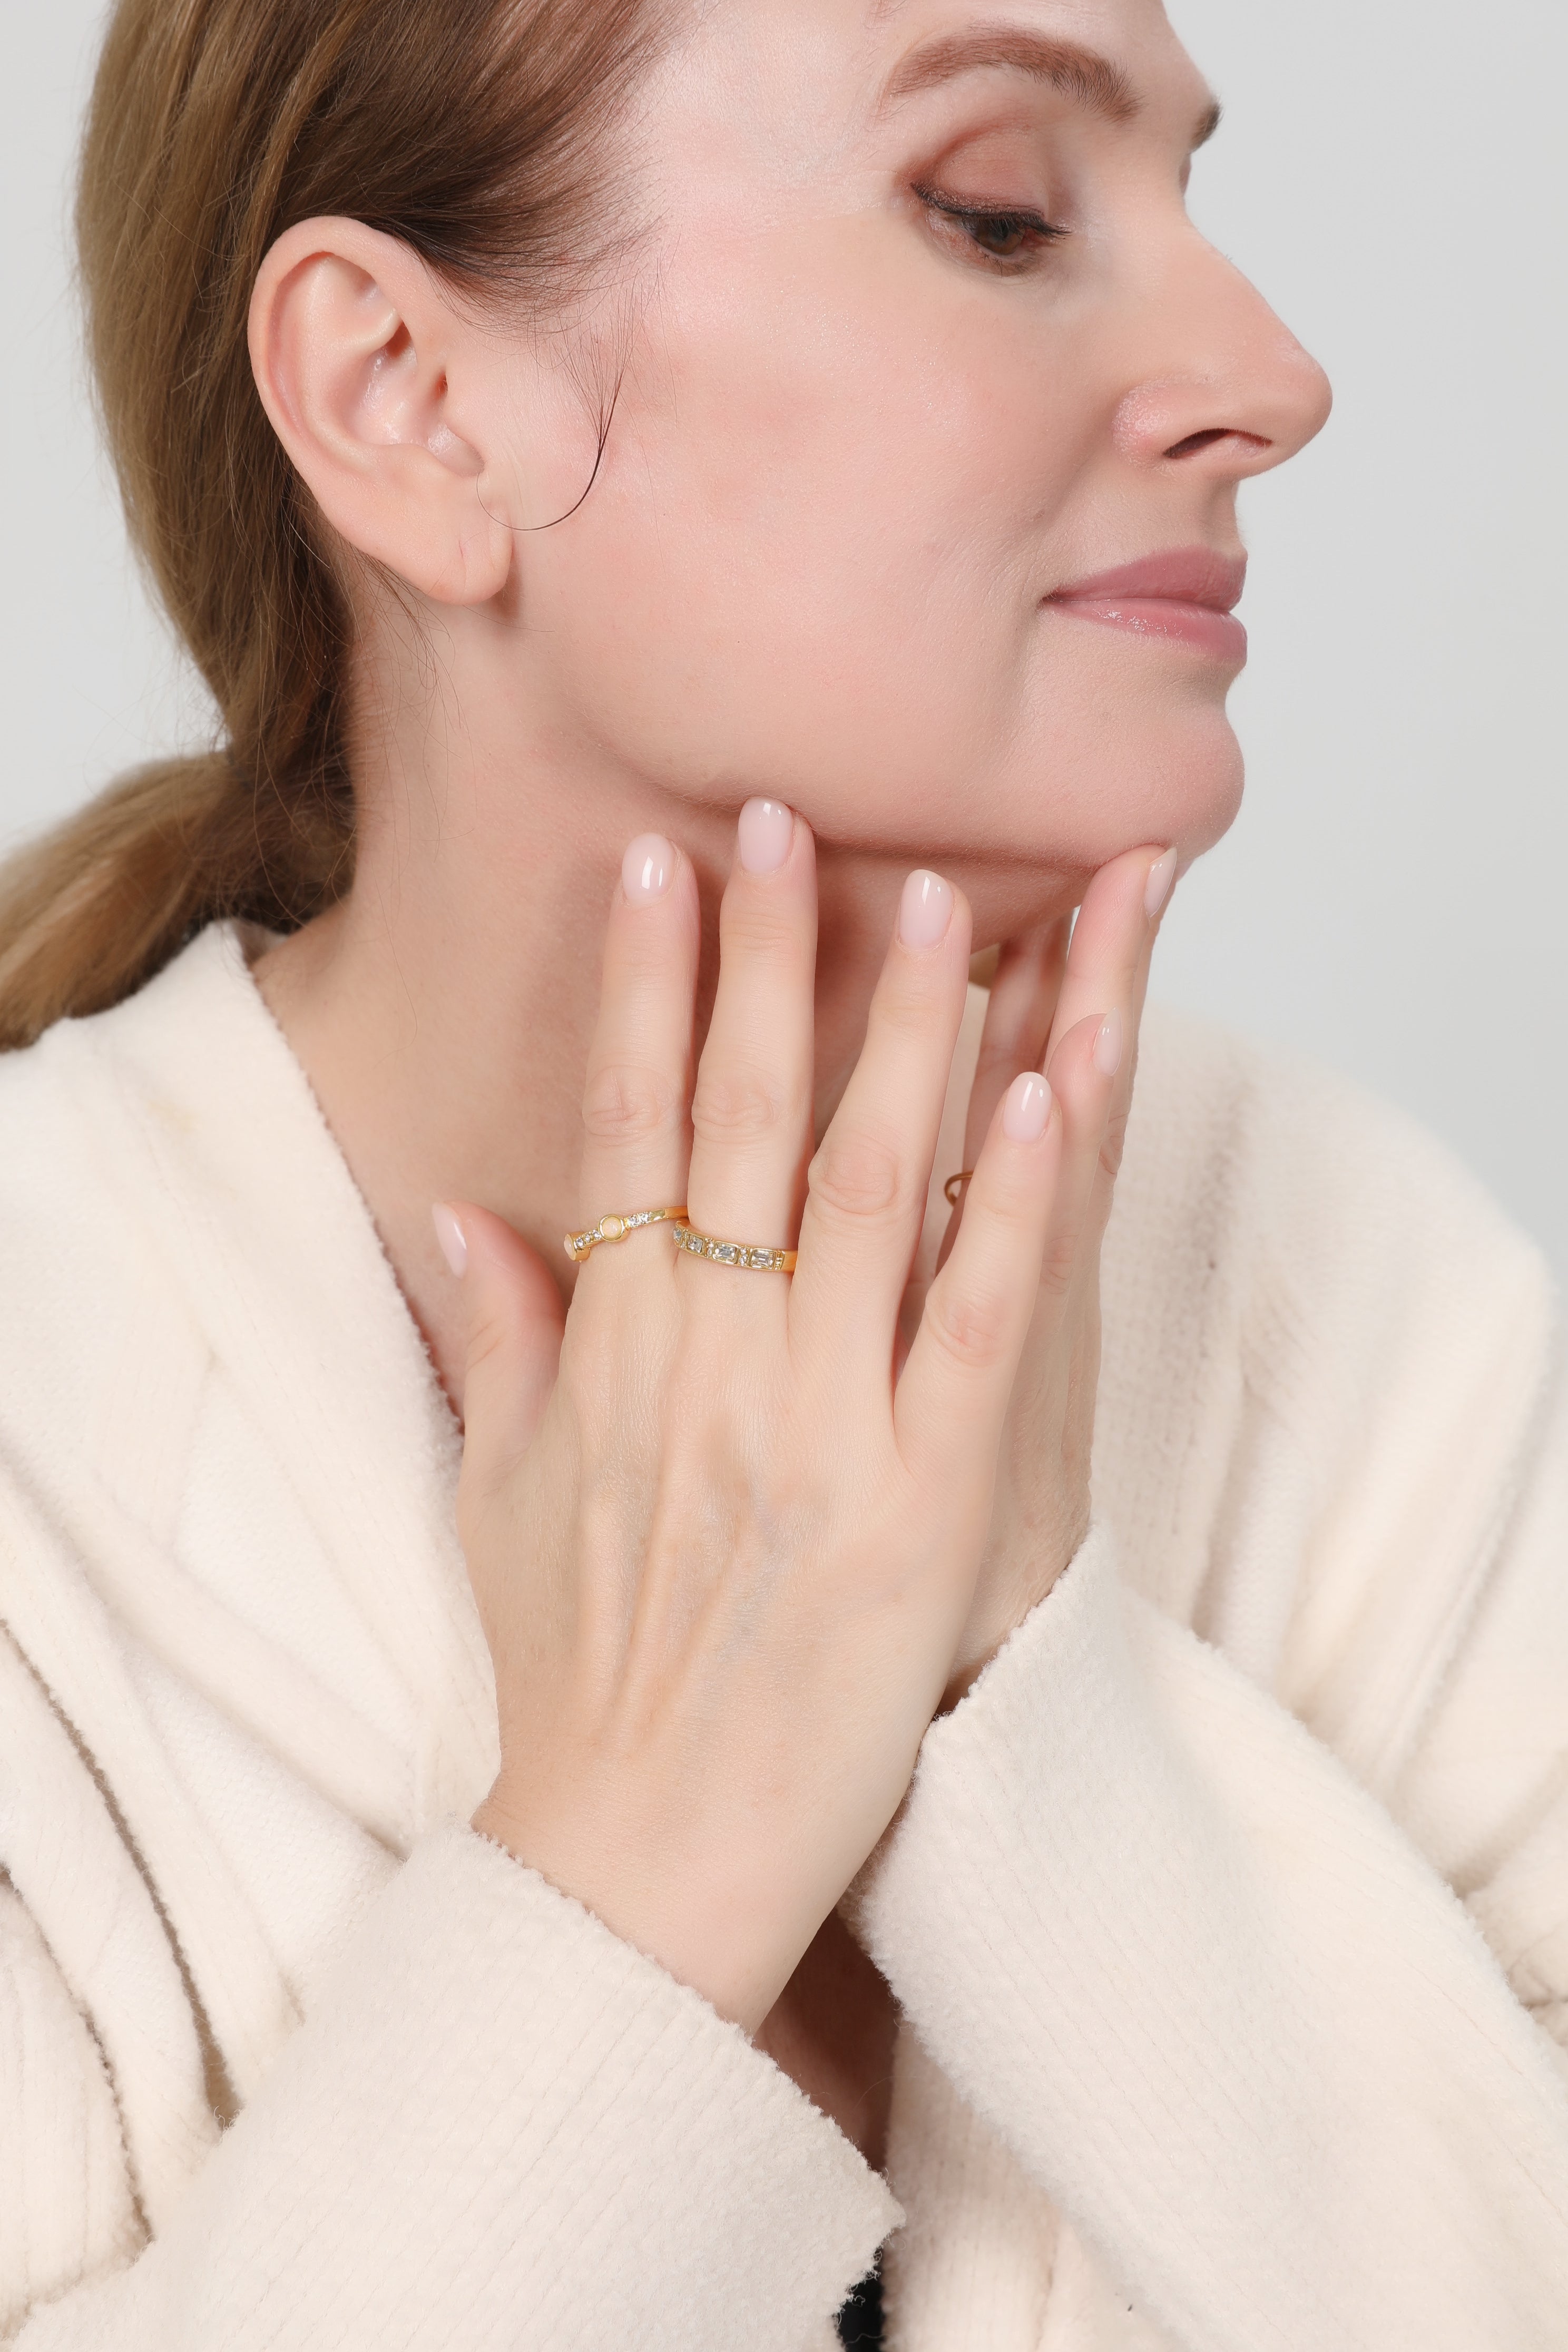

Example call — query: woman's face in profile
[494,0,1332,902]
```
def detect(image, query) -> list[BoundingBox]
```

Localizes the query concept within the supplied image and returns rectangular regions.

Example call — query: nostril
[1165,427,1270,462]
[1165,427,1231,460]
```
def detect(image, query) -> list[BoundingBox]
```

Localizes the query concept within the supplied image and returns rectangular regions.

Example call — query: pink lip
[1045,547,1249,663]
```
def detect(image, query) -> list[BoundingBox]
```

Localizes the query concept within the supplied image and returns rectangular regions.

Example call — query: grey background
[5,0,1565,1278]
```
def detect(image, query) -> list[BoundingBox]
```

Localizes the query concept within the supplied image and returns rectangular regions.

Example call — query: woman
[1,0,1565,2345]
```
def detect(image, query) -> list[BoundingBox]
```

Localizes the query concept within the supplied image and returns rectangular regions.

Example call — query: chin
[1149,709,1247,863]
[932,711,1242,952]
[1009,702,1247,880]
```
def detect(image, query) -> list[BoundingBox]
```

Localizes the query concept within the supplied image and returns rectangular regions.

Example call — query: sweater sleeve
[852,1514,1568,2352]
[8,1820,897,2350]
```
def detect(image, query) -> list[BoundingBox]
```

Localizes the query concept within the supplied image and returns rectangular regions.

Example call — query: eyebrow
[879,23,1224,152]
[879,26,1140,121]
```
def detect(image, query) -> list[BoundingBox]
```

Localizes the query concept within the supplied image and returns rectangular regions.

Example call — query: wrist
[471,1785,807,2034]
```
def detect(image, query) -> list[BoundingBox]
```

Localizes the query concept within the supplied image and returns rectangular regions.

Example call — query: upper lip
[1046,548,1248,612]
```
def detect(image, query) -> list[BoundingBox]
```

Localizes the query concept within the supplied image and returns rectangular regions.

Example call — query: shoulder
[1097,1006,1557,1723]
[0,919,248,1218]
[0,924,274,1448]
[1119,1003,1554,1377]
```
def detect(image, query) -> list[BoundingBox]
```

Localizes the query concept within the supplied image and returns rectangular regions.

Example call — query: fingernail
[1144,848,1178,922]
[1094,1010,1124,1079]
[1003,1071,1053,1143]
[899,869,953,951]
[737,798,793,875]
[622,834,676,904]
[432,1203,468,1277]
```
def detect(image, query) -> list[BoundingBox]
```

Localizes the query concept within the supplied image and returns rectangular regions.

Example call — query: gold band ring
[943,1170,975,1207]
[673,1220,797,1275]
[565,1204,688,1263]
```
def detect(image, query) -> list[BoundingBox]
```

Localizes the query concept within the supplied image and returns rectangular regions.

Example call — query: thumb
[432,1203,564,1489]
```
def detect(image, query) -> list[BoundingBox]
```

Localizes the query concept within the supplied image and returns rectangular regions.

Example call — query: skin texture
[249,0,1330,2163]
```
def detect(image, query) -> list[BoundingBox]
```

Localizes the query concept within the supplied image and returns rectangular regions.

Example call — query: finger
[1041,845,1174,1208]
[936,917,1070,1278]
[577,834,701,1229]
[1035,1008,1124,1302]
[435,1204,565,1494]
[1045,845,1174,1105]
[899,1000,1122,1482]
[684,800,816,1256]
[791,869,973,1366]
[895,1063,1063,1492]
[961,917,1071,1174]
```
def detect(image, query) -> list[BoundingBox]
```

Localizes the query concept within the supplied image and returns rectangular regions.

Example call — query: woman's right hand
[446,804,1121,2034]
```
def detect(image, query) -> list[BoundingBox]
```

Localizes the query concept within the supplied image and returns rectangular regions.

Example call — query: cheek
[524,232,1244,868]
[535,228,1064,791]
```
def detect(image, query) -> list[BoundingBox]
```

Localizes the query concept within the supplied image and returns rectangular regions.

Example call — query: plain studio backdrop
[4,2,1565,1278]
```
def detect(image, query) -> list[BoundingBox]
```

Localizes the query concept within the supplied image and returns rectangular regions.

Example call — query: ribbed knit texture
[2,923,1566,2348]
[859,1527,1568,2348]
[20,1825,893,2350]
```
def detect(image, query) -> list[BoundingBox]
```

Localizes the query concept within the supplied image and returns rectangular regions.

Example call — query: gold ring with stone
[564,1204,689,1263]
[672,1220,797,1275]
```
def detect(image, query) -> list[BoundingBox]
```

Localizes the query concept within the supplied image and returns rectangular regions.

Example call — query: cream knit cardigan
[3,922,1568,2351]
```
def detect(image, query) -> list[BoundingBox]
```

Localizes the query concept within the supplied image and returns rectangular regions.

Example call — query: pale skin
[248,0,1330,2168]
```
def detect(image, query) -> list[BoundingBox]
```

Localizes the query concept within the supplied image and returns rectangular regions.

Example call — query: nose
[1112,231,1334,482]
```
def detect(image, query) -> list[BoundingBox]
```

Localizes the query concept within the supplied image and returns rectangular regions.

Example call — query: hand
[937,846,1176,1707]
[443,807,1122,2033]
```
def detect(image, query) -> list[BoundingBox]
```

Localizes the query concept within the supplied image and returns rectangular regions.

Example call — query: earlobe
[248,217,513,605]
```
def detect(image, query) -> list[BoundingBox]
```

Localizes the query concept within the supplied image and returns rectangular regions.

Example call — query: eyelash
[915,184,1069,268]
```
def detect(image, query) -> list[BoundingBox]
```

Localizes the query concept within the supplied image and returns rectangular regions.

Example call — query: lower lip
[1046,595,1248,664]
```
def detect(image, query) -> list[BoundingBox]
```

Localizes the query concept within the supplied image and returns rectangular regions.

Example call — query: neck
[253,733,905,1403]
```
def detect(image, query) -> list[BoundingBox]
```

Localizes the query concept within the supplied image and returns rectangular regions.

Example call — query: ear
[249,218,515,605]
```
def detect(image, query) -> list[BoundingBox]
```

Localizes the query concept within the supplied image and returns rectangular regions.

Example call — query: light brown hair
[0,0,660,1050]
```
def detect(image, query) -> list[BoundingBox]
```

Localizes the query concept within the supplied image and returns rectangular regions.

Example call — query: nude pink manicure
[432,1203,468,1278]
[1144,848,1178,921]
[1003,1071,1053,1143]
[622,834,676,904]
[737,798,793,875]
[1094,1010,1124,1079]
[899,870,953,950]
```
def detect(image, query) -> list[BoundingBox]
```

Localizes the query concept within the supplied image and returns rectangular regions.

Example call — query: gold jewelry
[943,1170,975,1207]
[672,1220,797,1275]
[565,1204,688,1263]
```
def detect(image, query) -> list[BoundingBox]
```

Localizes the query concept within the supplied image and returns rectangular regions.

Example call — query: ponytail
[0,756,349,1050]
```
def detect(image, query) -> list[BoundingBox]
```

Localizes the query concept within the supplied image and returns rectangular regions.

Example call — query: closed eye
[915,184,1069,268]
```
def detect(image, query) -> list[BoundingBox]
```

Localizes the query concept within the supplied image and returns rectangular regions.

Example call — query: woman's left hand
[937,844,1176,1708]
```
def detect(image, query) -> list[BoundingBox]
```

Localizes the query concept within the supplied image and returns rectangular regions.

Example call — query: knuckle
[873,981,940,1046]
[1098,1106,1131,1183]
[925,1285,1013,1375]
[807,1126,907,1228]
[691,1065,791,1146]
[465,1308,512,1383]
[723,898,808,965]
[581,1060,685,1150]
[1036,1228,1079,1303]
